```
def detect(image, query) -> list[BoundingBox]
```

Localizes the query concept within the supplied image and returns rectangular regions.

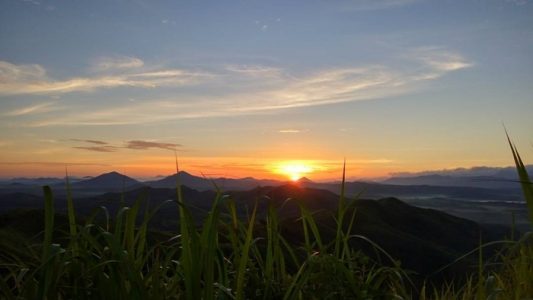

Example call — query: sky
[1,0,532,181]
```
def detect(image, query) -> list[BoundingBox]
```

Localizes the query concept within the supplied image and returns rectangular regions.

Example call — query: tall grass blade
[37,186,55,299]
[235,201,258,300]
[505,131,533,226]
[64,168,77,237]
[41,186,54,261]
[334,159,347,257]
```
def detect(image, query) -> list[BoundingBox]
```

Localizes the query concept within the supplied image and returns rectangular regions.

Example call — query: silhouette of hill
[296,176,313,184]
[388,165,533,179]
[383,174,523,190]
[1,170,524,203]
[6,177,65,185]
[72,171,140,189]
[146,171,283,191]
[310,181,523,202]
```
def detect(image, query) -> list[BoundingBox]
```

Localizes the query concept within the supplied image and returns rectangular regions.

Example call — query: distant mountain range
[0,169,529,231]
[383,165,533,190]
[389,165,533,178]
[382,174,522,189]
[3,165,531,192]
[145,171,283,191]
[0,169,525,203]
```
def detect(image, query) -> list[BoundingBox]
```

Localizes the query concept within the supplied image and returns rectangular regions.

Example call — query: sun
[276,162,313,181]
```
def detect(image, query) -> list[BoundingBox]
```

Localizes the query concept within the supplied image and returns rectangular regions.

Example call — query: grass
[0,138,532,299]
[417,133,533,299]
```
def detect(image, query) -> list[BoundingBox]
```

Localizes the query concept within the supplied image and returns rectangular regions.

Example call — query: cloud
[353,159,393,164]
[13,47,472,126]
[125,140,181,150]
[225,64,282,78]
[20,0,40,5]
[260,66,401,110]
[411,47,473,72]
[506,0,528,6]
[26,100,236,126]
[278,129,301,133]
[70,139,108,145]
[68,139,180,152]
[0,60,211,96]
[0,61,46,82]
[0,161,110,166]
[91,56,144,72]
[338,0,420,11]
[224,49,470,113]
[73,146,118,152]
[4,102,58,116]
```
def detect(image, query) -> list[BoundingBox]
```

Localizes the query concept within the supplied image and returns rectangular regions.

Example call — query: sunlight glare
[276,162,314,181]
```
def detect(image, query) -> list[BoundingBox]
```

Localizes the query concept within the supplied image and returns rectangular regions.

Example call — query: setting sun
[275,162,314,181]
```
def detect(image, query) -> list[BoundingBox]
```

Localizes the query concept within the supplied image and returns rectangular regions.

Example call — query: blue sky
[0,0,532,180]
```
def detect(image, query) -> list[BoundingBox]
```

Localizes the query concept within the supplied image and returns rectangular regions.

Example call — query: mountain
[1,169,524,205]
[309,180,523,202]
[389,165,533,179]
[146,171,211,190]
[296,176,313,184]
[7,177,65,185]
[383,165,533,190]
[71,171,141,190]
[146,171,284,191]
[382,174,522,190]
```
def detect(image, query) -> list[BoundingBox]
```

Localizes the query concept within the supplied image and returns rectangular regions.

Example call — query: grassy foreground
[0,146,532,299]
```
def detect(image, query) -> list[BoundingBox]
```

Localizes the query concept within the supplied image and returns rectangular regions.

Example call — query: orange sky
[0,153,517,182]
[1,0,532,182]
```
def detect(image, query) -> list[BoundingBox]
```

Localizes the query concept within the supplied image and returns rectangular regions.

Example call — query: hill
[71,171,140,189]
[383,174,523,190]
[0,184,512,283]
[146,171,283,191]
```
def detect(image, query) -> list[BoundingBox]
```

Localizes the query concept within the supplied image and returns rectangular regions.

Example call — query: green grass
[0,139,532,299]
[417,133,533,299]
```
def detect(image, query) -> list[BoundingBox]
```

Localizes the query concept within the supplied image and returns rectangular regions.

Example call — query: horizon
[1,163,531,184]
[1,0,532,181]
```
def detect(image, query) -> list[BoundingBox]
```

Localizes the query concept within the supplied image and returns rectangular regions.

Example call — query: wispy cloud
[505,0,529,6]
[71,139,116,152]
[0,61,45,82]
[410,47,473,72]
[253,66,402,111]
[4,102,58,116]
[338,0,420,11]
[12,47,472,126]
[20,0,40,5]
[227,48,471,113]
[73,146,118,152]
[26,100,236,126]
[278,129,302,134]
[125,140,181,150]
[70,139,108,145]
[0,60,211,95]
[0,161,110,166]
[225,64,282,78]
[69,139,180,152]
[353,159,393,164]
[91,56,144,72]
